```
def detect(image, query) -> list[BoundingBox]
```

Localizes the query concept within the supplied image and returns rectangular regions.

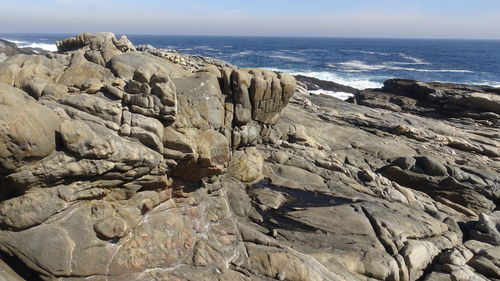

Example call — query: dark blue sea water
[1,33,499,89]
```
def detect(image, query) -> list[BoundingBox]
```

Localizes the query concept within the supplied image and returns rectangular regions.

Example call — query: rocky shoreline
[0,33,499,281]
[0,39,50,62]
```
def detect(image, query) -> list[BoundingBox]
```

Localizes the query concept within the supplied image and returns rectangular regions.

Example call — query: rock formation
[0,33,498,281]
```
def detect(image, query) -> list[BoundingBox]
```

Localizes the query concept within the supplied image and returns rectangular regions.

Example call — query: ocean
[1,33,500,91]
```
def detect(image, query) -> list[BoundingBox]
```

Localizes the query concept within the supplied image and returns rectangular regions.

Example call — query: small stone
[94,216,128,240]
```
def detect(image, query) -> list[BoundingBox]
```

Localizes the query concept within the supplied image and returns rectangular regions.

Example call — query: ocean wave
[268,55,306,62]
[228,51,254,57]
[3,39,57,52]
[4,39,27,45]
[264,68,383,90]
[335,60,384,72]
[334,60,473,73]
[192,46,218,51]
[21,43,58,52]
[297,71,383,89]
[470,81,500,88]
[309,90,354,101]
[397,67,473,73]
[340,49,430,65]
[339,49,391,56]
[297,48,328,53]
[397,53,430,65]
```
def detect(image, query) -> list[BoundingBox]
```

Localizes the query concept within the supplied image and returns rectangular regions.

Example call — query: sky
[1,0,500,39]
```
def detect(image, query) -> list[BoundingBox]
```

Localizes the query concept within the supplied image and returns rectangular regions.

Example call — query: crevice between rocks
[0,253,44,281]
[360,206,395,256]
[414,252,442,281]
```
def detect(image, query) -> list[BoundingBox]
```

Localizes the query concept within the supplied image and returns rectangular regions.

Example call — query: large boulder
[173,72,225,130]
[220,68,296,125]
[0,39,22,57]
[172,129,230,180]
[0,54,66,88]
[470,212,500,246]
[0,83,60,174]
[107,53,184,80]
[56,32,135,53]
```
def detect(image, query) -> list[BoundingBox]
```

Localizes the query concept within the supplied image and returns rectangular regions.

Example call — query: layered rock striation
[0,33,498,281]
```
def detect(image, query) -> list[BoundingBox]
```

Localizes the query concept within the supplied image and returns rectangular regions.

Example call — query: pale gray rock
[0,83,60,175]
[470,212,500,246]
[108,53,183,81]
[468,246,500,279]
[173,72,225,130]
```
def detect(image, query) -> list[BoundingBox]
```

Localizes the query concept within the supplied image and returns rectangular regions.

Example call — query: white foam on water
[296,71,383,89]
[397,53,430,65]
[334,60,473,73]
[401,67,473,73]
[340,49,430,65]
[469,81,500,88]
[20,43,58,52]
[268,54,306,62]
[336,60,384,72]
[339,49,391,56]
[193,46,218,51]
[309,90,354,101]
[5,39,28,45]
[228,51,254,57]
[2,39,57,52]
[265,68,383,90]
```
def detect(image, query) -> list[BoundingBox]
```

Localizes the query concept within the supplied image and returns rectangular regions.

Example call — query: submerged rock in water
[0,32,498,281]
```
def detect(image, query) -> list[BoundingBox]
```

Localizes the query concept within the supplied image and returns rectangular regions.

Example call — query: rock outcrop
[0,39,49,63]
[0,33,498,281]
[353,79,500,125]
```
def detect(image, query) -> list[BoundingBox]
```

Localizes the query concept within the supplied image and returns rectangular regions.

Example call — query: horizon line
[0,32,500,41]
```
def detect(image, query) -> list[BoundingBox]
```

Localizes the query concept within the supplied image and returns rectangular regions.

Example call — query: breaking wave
[397,53,430,65]
[309,90,354,101]
[265,67,384,90]
[4,39,58,52]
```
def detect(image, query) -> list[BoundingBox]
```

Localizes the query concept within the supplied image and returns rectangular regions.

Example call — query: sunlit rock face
[0,33,499,281]
[0,32,299,280]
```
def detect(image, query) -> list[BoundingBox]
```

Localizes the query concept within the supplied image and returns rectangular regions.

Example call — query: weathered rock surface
[0,84,61,175]
[0,33,498,281]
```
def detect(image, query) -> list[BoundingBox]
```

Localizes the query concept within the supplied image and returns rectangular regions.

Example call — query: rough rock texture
[0,33,499,281]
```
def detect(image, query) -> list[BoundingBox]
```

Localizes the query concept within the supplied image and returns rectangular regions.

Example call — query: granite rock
[0,32,498,281]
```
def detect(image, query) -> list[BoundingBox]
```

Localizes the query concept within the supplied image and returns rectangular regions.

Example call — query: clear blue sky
[1,0,500,38]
